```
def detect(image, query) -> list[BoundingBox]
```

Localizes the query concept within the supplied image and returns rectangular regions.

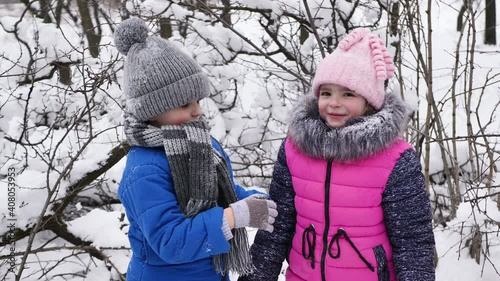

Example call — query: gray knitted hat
[114,18,210,121]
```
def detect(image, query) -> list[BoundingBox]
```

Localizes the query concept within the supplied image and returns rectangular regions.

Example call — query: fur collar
[288,93,407,162]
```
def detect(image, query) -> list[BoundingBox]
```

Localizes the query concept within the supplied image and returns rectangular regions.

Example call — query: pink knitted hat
[312,28,395,109]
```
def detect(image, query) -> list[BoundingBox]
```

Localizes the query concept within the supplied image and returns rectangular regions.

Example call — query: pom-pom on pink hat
[312,28,395,109]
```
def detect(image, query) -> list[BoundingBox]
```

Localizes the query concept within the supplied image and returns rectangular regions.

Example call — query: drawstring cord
[301,224,316,269]
[328,228,375,272]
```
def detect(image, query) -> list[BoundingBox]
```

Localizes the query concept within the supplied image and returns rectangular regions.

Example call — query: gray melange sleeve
[382,148,436,281]
[239,140,296,281]
[221,214,234,241]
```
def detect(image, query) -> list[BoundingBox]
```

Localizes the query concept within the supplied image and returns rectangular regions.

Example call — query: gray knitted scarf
[288,92,408,162]
[124,113,253,275]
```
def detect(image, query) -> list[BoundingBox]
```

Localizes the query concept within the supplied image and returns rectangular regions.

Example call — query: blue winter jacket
[118,138,260,281]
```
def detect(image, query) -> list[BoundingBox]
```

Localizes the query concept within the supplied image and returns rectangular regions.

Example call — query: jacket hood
[288,92,408,162]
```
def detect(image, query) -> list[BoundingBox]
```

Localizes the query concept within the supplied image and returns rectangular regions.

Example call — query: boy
[114,18,277,281]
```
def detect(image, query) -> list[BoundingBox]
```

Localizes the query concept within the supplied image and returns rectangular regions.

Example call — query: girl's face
[318,84,369,128]
[150,99,203,126]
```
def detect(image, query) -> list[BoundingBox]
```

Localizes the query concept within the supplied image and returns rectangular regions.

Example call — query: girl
[114,18,278,281]
[239,28,435,281]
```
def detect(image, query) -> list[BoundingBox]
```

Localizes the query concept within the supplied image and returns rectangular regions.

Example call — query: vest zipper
[321,160,333,281]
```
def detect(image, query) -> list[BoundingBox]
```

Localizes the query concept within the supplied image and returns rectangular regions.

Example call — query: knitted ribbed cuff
[222,214,234,241]
[229,201,250,229]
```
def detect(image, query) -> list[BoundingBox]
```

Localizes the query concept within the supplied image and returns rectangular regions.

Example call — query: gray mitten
[230,195,278,232]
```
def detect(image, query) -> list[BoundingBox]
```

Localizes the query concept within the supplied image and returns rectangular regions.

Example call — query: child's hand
[229,195,278,232]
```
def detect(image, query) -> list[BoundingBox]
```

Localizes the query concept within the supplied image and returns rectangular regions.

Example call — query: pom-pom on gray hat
[114,18,210,121]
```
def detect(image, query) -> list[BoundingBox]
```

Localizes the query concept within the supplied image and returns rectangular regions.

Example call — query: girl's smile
[318,84,369,128]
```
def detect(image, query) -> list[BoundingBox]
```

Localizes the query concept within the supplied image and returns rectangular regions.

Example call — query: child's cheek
[171,116,187,126]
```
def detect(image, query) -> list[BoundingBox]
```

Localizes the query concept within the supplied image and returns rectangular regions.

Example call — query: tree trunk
[220,0,233,27]
[457,4,466,31]
[55,0,65,27]
[159,17,173,39]
[54,62,72,85]
[299,25,309,44]
[77,0,101,58]
[39,0,53,23]
[390,2,400,36]
[484,0,496,45]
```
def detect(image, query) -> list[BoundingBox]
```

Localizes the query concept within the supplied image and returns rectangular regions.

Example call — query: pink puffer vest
[285,138,412,281]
